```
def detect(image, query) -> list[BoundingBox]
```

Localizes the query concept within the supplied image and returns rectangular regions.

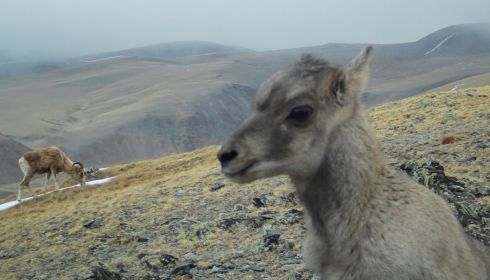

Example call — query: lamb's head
[218,47,373,183]
[71,162,86,187]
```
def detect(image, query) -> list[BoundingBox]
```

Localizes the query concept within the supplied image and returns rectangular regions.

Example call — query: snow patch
[81,55,127,63]
[450,84,464,91]
[424,34,455,56]
[0,177,115,212]
[189,52,218,57]
[75,177,114,187]
[0,197,33,211]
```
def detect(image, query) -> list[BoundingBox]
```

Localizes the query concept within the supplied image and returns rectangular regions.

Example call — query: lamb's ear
[334,46,373,104]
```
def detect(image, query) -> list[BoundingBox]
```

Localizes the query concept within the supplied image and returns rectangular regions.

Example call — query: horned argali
[18,146,86,201]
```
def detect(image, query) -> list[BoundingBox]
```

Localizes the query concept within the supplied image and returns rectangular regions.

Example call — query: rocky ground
[0,87,488,279]
[370,86,489,185]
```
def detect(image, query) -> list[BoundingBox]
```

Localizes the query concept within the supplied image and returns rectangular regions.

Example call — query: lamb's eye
[286,105,313,124]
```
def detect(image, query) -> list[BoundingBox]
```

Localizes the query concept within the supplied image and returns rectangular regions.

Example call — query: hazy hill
[0,86,488,279]
[0,23,489,171]
[412,22,490,57]
[0,133,30,186]
[80,40,253,63]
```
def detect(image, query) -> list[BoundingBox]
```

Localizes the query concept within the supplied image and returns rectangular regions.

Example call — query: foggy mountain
[0,23,489,177]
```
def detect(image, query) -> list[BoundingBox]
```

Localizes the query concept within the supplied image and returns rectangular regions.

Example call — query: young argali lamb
[218,47,489,279]
[18,146,86,201]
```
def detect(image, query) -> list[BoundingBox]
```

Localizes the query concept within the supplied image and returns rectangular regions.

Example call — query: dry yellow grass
[370,86,489,181]
[0,86,488,279]
[0,147,303,279]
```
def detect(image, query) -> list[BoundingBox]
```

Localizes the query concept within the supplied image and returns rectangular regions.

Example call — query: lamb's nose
[217,149,239,166]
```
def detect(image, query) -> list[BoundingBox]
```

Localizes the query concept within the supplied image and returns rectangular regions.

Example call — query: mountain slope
[0,23,489,168]
[80,40,253,63]
[0,133,30,186]
[0,86,488,279]
[414,22,490,57]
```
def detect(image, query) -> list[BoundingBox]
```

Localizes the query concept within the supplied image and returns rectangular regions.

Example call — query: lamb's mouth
[222,161,257,178]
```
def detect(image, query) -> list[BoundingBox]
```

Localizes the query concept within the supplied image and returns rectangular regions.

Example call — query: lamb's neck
[293,112,386,235]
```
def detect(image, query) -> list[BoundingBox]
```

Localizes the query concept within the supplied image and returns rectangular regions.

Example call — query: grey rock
[252,193,276,208]
[0,249,17,260]
[264,233,280,249]
[280,192,297,205]
[474,186,489,196]
[182,252,197,261]
[240,264,265,272]
[448,184,465,192]
[130,233,150,243]
[280,258,302,265]
[137,253,148,260]
[156,216,184,226]
[175,190,185,197]
[401,160,489,246]
[90,262,121,280]
[280,209,304,225]
[259,210,277,220]
[84,167,101,180]
[83,219,96,228]
[171,263,196,276]
[233,250,245,258]
[210,182,225,191]
[195,227,209,239]
[482,217,490,227]
[209,264,233,273]
[218,217,247,230]
[233,204,245,211]
[159,253,178,266]
[252,197,266,208]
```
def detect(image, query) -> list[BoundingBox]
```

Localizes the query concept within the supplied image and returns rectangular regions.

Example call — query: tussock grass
[0,86,488,279]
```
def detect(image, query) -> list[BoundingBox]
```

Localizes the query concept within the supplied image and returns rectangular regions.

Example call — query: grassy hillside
[428,72,490,92]
[0,86,488,279]
[371,85,489,183]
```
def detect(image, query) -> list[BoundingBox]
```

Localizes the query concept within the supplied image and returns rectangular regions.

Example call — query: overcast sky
[1,0,489,60]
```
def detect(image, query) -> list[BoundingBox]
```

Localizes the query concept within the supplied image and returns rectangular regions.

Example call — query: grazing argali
[18,146,86,201]
[218,47,489,279]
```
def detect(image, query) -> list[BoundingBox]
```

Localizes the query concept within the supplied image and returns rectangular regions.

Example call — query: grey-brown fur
[218,47,489,279]
[18,146,86,201]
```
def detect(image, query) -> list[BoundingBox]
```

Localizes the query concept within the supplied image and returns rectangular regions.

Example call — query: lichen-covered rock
[400,160,489,245]
[90,262,121,280]
[399,160,468,201]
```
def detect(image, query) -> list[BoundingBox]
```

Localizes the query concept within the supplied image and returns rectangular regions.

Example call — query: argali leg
[18,172,35,201]
[17,184,22,201]
[43,171,51,193]
[51,166,60,190]
[17,157,33,201]
[26,185,35,197]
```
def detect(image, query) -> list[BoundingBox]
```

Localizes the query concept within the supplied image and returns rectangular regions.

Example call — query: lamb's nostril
[218,149,239,165]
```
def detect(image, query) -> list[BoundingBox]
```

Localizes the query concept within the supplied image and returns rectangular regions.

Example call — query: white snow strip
[0,197,33,211]
[424,34,454,56]
[81,55,127,63]
[189,52,218,57]
[450,84,464,92]
[73,177,114,187]
[0,177,115,212]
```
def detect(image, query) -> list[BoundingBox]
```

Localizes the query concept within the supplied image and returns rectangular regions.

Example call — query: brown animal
[441,135,456,144]
[18,146,86,201]
[218,47,489,279]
